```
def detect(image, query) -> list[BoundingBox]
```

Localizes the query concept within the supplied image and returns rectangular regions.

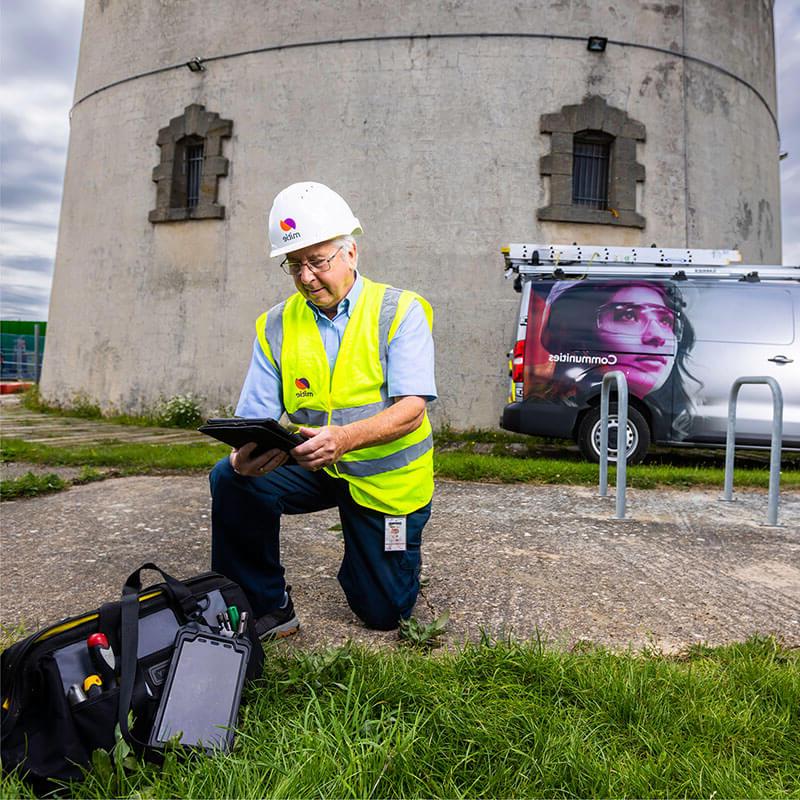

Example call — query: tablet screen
[154,636,244,749]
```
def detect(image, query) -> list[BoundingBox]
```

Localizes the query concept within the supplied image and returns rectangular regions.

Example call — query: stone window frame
[538,96,646,228]
[149,104,233,223]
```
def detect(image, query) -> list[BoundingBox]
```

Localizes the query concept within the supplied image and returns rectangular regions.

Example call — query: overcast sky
[1,1,799,321]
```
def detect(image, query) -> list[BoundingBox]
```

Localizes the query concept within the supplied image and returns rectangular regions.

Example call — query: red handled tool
[87,632,116,689]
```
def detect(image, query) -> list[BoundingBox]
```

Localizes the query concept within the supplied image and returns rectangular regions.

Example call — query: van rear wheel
[577,406,650,465]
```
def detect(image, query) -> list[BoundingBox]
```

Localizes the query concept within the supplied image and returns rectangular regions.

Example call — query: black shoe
[254,586,300,640]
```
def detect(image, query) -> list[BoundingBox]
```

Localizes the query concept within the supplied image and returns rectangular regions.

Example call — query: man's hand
[291,426,351,471]
[230,442,288,477]
[289,397,426,473]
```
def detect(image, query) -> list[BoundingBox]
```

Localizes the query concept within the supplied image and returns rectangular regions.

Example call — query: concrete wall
[42,0,781,428]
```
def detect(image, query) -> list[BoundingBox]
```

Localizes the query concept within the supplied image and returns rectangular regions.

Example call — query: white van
[501,245,800,463]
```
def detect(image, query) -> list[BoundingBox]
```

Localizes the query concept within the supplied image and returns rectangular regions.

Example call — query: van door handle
[768,355,794,364]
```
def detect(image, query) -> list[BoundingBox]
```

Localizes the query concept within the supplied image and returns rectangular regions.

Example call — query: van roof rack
[502,244,800,281]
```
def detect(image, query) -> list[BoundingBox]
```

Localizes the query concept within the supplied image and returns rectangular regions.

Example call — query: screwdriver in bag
[83,674,103,698]
[67,683,88,706]
[87,632,116,688]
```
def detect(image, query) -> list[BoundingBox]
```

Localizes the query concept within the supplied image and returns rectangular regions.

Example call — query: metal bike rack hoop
[722,376,784,526]
[599,370,629,520]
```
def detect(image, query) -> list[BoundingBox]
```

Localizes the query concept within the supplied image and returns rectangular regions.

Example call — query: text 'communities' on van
[501,244,800,463]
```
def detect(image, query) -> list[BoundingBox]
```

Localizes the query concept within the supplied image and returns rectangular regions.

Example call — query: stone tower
[42,0,780,427]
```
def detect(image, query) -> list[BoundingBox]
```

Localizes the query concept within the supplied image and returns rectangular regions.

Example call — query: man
[210,181,436,639]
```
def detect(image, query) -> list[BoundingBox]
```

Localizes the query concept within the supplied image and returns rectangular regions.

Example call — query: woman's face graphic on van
[595,285,678,397]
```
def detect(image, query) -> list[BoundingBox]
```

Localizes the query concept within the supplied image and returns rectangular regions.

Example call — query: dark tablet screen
[154,636,245,749]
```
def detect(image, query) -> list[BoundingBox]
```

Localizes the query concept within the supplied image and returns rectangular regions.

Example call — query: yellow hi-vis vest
[255,276,434,515]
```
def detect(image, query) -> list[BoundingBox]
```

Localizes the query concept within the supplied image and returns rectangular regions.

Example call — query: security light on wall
[186,57,205,72]
[587,36,608,52]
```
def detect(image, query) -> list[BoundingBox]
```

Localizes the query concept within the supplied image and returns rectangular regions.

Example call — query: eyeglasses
[280,246,343,277]
[596,302,682,338]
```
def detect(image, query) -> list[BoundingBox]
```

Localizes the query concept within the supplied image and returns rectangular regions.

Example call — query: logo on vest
[294,377,313,398]
[279,217,301,243]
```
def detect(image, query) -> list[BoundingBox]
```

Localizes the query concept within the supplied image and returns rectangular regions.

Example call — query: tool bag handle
[117,563,200,752]
[122,562,197,613]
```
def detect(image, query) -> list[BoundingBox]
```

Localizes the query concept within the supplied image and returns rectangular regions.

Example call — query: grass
[3,434,798,492]
[2,636,797,798]
[4,408,799,502]
[1,439,229,473]
[0,471,67,499]
[434,450,800,489]
[0,467,108,499]
[20,386,210,429]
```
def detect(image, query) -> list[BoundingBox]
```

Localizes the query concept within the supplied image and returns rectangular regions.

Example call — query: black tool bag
[1,563,264,791]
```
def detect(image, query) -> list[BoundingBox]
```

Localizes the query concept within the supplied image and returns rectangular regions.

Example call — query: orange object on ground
[0,382,33,394]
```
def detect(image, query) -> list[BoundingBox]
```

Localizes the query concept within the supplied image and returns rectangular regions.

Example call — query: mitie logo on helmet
[279,218,301,243]
[295,377,313,398]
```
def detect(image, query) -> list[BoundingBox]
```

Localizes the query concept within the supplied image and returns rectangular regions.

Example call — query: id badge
[384,516,407,551]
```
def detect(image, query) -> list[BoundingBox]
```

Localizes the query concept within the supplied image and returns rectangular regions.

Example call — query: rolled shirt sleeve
[235,338,285,419]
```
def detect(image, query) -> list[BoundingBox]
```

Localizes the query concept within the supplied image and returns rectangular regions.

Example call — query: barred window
[186,142,204,208]
[150,104,232,223]
[572,131,612,209]
[168,135,204,210]
[539,97,645,228]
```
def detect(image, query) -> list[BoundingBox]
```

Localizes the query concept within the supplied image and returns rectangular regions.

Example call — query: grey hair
[334,235,358,267]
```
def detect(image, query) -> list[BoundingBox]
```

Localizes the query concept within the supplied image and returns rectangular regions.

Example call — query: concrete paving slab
[1,396,206,446]
[1,476,798,653]
[1,462,92,482]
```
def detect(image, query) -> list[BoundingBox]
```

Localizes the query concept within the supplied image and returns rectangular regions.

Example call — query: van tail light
[511,340,525,384]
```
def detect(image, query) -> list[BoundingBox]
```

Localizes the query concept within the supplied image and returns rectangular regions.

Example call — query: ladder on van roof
[502,244,800,281]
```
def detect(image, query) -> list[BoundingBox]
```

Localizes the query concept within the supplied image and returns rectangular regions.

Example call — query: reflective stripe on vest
[287,408,328,427]
[336,433,434,477]
[378,287,402,382]
[255,276,434,515]
[286,401,390,428]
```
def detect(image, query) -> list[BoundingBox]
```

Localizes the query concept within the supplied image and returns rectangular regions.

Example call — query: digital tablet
[197,417,306,459]
[148,628,251,753]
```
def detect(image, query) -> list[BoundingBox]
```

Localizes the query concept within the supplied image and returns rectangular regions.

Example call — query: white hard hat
[268,181,363,257]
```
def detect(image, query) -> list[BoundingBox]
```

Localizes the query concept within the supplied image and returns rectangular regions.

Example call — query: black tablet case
[148,627,251,753]
[198,418,306,459]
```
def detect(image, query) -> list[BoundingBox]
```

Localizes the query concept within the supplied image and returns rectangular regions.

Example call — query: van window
[683,286,795,345]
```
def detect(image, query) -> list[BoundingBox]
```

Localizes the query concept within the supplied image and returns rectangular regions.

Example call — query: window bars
[186,143,204,209]
[572,133,611,209]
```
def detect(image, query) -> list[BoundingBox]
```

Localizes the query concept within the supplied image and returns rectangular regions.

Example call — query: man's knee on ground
[351,599,415,631]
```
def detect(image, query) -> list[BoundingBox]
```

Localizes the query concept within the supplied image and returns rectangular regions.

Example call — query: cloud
[0,218,59,258]
[0,0,82,321]
[0,0,84,81]
[0,283,52,321]
[1,255,56,279]
[1,262,56,298]
[0,257,55,320]
[0,81,73,142]
[780,157,800,264]
[775,0,800,264]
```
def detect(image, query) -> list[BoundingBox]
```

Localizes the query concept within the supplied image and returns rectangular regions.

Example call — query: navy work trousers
[210,457,431,630]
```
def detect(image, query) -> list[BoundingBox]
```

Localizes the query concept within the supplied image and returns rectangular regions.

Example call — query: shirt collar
[306,270,363,320]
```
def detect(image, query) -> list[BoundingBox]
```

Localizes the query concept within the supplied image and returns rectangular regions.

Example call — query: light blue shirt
[236,271,437,418]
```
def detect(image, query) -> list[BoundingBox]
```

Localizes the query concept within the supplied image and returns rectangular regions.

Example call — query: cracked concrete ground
[1,475,798,653]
